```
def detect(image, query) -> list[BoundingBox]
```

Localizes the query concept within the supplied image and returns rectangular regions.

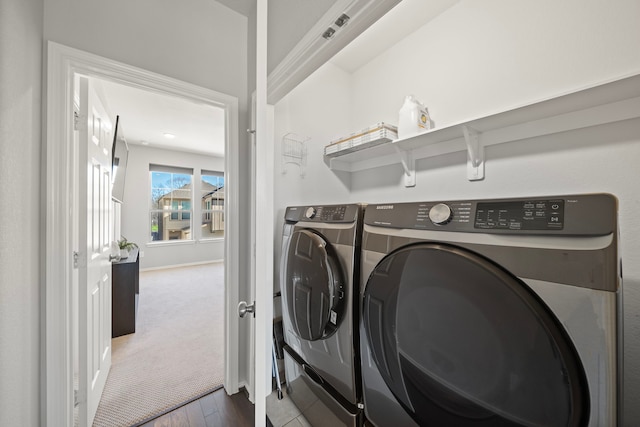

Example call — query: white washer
[360,194,622,427]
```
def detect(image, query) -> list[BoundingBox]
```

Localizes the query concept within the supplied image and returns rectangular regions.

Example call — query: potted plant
[117,237,138,259]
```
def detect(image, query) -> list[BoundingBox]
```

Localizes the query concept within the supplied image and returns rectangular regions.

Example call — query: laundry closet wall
[273,1,640,424]
[0,1,43,425]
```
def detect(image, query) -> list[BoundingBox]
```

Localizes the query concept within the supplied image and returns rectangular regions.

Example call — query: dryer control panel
[365,194,616,236]
[475,199,564,231]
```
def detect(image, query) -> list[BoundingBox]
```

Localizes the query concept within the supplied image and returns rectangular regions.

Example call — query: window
[201,170,224,239]
[150,165,193,242]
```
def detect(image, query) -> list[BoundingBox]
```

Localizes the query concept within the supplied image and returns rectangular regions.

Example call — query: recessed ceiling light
[163,133,176,139]
[141,140,149,145]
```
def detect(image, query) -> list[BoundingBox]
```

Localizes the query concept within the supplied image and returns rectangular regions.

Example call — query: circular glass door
[363,243,589,427]
[284,229,345,341]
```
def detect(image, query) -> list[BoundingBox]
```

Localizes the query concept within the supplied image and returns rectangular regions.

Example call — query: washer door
[284,229,345,341]
[363,243,589,427]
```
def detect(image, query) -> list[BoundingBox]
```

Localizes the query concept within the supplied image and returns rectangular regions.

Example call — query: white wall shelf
[324,73,640,186]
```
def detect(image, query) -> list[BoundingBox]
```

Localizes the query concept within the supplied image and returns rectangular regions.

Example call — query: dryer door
[284,229,346,341]
[363,243,589,427]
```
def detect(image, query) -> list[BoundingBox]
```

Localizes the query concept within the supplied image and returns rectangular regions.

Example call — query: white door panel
[77,76,113,426]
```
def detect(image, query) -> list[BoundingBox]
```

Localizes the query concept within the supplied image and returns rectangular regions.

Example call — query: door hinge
[74,111,87,132]
[73,251,79,269]
[74,389,79,407]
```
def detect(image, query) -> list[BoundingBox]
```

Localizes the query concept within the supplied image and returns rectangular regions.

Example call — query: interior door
[77,76,113,426]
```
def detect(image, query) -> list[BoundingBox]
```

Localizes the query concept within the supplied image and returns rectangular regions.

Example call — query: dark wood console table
[112,247,139,338]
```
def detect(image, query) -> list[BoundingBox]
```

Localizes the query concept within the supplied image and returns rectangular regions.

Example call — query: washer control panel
[312,205,347,221]
[475,199,564,231]
[285,204,360,223]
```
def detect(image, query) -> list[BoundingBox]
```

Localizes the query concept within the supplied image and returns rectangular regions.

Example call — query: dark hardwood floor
[138,387,254,427]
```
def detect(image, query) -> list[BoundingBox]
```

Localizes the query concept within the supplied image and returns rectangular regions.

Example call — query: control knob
[429,203,453,225]
[305,207,317,219]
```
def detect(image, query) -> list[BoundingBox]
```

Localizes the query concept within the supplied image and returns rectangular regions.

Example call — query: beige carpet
[92,262,225,427]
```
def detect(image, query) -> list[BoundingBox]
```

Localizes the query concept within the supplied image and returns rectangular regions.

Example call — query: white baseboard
[140,259,224,272]
[235,381,254,403]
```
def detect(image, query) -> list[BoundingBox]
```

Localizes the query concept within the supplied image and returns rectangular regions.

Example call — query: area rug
[92,262,225,427]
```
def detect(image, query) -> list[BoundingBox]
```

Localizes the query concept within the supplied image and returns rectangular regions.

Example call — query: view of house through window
[150,165,225,242]
[201,170,225,239]
[150,165,194,241]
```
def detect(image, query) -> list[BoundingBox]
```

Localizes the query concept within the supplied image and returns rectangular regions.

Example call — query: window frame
[200,170,225,241]
[149,165,195,244]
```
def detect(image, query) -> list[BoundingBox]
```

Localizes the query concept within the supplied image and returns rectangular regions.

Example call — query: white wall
[273,1,640,424]
[0,0,43,425]
[273,61,354,209]
[121,145,225,270]
[349,0,640,131]
[43,0,247,100]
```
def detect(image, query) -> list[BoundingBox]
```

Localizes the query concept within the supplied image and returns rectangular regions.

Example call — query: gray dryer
[360,194,622,427]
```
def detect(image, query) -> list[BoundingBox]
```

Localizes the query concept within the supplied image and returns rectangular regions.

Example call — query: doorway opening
[80,75,228,426]
[44,41,241,427]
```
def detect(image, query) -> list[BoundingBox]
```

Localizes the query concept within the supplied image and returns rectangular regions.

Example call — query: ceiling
[330,0,459,73]
[95,78,226,157]
[215,0,255,17]
[95,0,458,158]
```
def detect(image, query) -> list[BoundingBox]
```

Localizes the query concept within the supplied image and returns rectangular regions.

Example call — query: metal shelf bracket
[462,125,484,181]
[394,146,416,187]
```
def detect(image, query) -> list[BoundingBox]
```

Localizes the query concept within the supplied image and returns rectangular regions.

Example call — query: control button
[305,207,317,219]
[552,204,560,210]
[428,203,453,225]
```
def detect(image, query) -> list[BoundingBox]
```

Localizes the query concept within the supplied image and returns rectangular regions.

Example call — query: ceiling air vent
[334,13,350,28]
[322,27,336,40]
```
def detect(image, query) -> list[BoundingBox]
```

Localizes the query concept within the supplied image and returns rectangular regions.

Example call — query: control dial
[429,203,453,225]
[305,207,317,219]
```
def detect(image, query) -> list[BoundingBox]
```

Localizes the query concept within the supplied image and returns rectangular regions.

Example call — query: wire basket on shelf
[281,133,309,177]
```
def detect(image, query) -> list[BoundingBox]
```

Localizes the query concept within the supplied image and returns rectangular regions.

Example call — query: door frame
[254,0,273,423]
[43,41,241,426]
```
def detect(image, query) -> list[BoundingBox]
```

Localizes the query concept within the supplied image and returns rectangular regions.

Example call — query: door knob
[238,301,255,318]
